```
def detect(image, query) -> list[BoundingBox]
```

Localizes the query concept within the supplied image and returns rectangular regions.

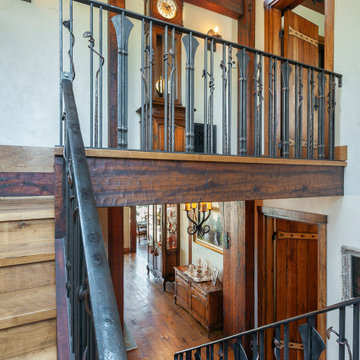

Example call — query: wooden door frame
[264,0,334,71]
[256,205,327,344]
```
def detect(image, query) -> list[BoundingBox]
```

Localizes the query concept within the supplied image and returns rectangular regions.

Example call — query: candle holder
[185,203,212,236]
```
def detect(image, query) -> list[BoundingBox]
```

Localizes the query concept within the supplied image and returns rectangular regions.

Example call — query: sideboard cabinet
[174,266,223,333]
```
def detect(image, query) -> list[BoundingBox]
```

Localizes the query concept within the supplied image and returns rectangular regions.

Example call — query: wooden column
[238,0,255,155]
[264,7,282,156]
[108,207,124,324]
[130,206,137,253]
[108,0,126,147]
[223,201,255,336]
[324,0,334,71]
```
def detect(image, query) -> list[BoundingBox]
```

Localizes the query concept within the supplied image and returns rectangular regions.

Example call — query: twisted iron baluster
[327,75,336,160]
[83,32,105,148]
[220,55,228,155]
[140,45,154,150]
[296,65,304,158]
[62,20,76,80]
[254,58,264,156]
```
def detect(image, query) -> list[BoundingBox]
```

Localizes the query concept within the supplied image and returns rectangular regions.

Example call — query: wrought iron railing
[59,0,343,160]
[62,77,127,359]
[174,297,360,359]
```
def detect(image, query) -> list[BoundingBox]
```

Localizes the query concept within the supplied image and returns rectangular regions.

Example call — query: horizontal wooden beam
[264,0,303,11]
[259,206,328,224]
[63,155,344,207]
[184,0,243,19]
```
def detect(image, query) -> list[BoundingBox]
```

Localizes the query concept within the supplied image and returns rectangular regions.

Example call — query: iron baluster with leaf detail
[183,33,199,153]
[112,13,134,149]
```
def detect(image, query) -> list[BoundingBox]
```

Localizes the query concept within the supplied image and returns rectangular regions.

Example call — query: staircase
[0,147,57,359]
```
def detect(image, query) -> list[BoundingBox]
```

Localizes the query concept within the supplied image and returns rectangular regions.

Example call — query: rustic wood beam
[264,0,304,11]
[238,0,255,154]
[57,152,345,207]
[302,0,324,14]
[324,0,334,71]
[184,0,243,19]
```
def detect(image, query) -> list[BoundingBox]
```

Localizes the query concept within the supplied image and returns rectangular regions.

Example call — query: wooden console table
[174,266,223,333]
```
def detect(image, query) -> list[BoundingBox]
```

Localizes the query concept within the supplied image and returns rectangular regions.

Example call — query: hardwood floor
[124,245,223,360]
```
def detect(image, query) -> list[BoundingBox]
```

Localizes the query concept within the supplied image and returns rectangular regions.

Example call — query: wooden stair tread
[0,241,55,267]
[0,146,54,173]
[5,346,57,360]
[0,197,54,222]
[0,218,54,247]
[0,285,56,330]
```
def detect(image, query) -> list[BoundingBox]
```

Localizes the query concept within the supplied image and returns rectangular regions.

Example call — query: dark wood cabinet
[147,204,180,290]
[174,266,223,333]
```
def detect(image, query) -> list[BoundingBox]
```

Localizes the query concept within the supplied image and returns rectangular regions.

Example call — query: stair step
[0,319,56,359]
[0,145,54,173]
[0,285,56,330]
[5,345,57,360]
[0,241,55,267]
[0,260,55,294]
[0,197,54,222]
[0,218,54,246]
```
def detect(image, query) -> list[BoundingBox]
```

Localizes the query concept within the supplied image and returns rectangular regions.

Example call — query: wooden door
[283,10,321,158]
[284,10,319,66]
[274,218,318,358]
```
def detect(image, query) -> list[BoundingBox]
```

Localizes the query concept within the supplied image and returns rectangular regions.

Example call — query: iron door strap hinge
[224,232,231,249]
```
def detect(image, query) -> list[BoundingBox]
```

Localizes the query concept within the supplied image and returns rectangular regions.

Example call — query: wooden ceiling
[264,0,324,14]
[184,0,244,19]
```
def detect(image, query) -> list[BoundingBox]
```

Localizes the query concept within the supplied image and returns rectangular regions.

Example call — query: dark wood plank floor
[124,244,223,360]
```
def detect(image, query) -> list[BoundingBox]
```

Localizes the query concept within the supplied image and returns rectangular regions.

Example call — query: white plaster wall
[0,0,108,147]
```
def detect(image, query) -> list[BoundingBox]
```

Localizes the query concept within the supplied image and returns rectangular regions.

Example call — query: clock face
[157,0,177,20]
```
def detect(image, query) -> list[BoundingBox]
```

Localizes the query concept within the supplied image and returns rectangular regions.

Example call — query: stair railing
[62,76,127,360]
[175,297,360,359]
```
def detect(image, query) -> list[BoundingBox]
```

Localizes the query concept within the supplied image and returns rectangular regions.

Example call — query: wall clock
[145,0,183,25]
[157,0,177,20]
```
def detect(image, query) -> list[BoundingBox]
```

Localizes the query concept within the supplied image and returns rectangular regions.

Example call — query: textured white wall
[0,0,108,147]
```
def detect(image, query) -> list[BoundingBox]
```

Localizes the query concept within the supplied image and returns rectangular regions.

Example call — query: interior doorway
[257,206,327,358]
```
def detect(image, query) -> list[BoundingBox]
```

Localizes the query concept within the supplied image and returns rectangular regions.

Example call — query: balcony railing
[59,0,342,160]
[174,297,360,359]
